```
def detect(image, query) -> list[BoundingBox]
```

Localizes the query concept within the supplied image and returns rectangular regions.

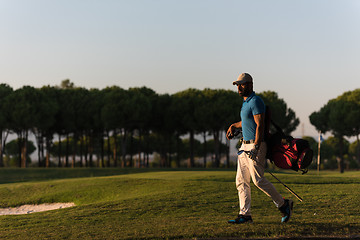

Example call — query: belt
[243,139,255,144]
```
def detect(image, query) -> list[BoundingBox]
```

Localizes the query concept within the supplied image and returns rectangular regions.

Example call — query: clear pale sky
[1,0,359,139]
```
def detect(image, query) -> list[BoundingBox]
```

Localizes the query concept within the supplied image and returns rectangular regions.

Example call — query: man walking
[226,73,293,224]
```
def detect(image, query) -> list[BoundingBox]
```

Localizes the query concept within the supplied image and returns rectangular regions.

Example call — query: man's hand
[226,125,234,140]
[227,121,242,140]
[247,145,260,160]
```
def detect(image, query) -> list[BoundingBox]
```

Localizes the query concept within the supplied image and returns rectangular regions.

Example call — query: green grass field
[0,168,359,239]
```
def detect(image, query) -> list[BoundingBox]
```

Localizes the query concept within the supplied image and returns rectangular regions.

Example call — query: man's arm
[246,112,265,160]
[253,112,265,146]
[226,121,242,140]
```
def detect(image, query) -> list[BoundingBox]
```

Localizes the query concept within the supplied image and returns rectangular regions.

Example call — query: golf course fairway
[0,169,358,239]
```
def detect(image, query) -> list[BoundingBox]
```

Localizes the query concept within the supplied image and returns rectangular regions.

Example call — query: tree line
[0,81,300,168]
[310,88,360,173]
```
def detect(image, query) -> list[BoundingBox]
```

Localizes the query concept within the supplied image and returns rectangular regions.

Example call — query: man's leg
[236,149,252,216]
[246,142,293,222]
[228,148,253,224]
[247,143,284,208]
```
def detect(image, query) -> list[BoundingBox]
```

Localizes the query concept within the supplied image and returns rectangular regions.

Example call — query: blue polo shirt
[240,92,265,141]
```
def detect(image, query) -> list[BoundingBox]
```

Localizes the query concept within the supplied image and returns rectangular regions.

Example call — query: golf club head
[228,128,242,139]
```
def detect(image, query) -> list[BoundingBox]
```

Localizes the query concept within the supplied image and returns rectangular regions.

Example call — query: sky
[0,0,359,139]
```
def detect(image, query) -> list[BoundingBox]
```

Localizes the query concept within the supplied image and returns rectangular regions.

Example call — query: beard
[238,87,252,97]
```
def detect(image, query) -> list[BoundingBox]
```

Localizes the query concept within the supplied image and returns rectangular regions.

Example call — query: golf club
[267,171,303,202]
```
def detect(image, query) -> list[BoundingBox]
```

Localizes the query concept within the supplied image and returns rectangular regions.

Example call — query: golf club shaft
[268,171,303,202]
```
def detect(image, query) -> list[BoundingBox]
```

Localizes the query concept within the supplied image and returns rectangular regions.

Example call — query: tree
[322,136,350,170]
[172,89,202,168]
[102,86,128,167]
[88,88,106,167]
[5,139,35,167]
[348,141,360,169]
[5,86,41,167]
[125,87,153,167]
[32,86,58,167]
[193,90,212,167]
[308,105,329,134]
[59,79,74,89]
[0,84,13,167]
[336,89,360,165]
[219,90,241,167]
[195,89,239,167]
[258,91,299,135]
[310,89,360,173]
[151,93,180,167]
[71,88,92,167]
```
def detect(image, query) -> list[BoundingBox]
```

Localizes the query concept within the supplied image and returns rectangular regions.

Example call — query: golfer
[226,73,293,223]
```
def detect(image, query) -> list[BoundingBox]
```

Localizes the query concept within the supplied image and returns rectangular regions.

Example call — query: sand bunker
[0,203,75,215]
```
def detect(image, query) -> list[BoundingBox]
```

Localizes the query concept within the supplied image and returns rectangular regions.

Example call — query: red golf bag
[265,107,314,174]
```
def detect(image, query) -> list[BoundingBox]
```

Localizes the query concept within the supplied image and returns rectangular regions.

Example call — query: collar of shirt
[244,91,255,103]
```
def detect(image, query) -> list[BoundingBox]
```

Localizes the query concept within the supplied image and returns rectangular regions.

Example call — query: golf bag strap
[270,120,285,136]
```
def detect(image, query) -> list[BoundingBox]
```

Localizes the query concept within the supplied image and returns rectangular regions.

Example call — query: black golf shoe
[279,199,293,223]
[228,214,253,224]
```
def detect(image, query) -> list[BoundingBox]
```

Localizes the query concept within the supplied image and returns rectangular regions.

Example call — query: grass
[0,168,359,239]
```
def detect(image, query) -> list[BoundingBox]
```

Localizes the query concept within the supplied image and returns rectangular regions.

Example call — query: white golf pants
[236,142,284,216]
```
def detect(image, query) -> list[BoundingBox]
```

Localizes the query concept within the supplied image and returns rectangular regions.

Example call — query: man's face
[237,82,252,97]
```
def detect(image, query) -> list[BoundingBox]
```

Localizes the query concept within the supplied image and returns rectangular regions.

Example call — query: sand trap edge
[0,203,76,215]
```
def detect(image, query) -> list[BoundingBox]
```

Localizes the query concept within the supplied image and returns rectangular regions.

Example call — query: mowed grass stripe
[0,170,359,239]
